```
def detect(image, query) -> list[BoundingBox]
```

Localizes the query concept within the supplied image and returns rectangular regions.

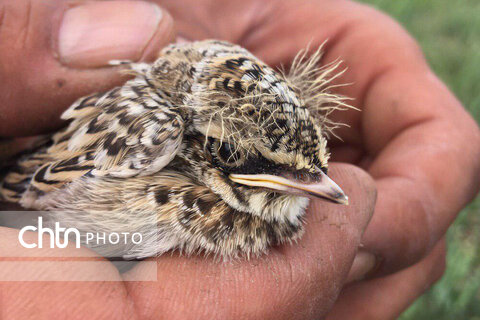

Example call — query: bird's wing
[24,78,184,197]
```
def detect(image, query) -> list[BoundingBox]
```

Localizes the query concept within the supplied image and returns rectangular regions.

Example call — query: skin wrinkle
[374,177,435,262]
[137,6,175,63]
[320,20,359,61]
[14,0,31,49]
[242,0,300,49]
[0,5,5,27]
[237,260,284,319]
[123,289,141,320]
[24,0,33,49]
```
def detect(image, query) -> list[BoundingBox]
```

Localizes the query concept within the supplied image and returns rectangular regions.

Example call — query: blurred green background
[357,0,480,319]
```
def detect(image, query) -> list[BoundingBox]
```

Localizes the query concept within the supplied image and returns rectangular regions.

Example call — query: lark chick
[0,40,349,259]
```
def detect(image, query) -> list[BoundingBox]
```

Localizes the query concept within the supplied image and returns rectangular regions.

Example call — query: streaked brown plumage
[0,40,349,258]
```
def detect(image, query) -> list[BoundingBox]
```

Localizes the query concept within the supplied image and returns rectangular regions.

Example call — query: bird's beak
[229,169,348,205]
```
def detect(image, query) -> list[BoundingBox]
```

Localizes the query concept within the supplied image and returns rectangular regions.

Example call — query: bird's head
[171,48,348,222]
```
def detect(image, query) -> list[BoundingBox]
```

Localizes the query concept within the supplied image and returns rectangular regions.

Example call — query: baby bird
[0,40,349,259]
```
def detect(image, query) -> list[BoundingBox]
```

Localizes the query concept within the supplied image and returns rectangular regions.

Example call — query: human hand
[0,1,377,319]
[152,0,480,317]
[1,0,479,319]
[0,163,376,319]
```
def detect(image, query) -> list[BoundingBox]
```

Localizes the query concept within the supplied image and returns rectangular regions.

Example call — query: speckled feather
[0,40,348,258]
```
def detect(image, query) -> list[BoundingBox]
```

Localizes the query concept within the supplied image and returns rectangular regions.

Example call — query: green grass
[356,0,480,319]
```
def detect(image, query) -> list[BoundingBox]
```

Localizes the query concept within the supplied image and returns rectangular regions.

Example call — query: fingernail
[58,1,165,68]
[346,249,378,283]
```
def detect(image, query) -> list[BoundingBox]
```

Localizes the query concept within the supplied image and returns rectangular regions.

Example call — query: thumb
[0,0,175,137]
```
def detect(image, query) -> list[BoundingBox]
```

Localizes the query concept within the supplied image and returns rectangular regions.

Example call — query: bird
[0,40,350,259]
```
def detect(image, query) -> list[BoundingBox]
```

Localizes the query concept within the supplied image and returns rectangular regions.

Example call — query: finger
[0,226,135,319]
[124,164,376,320]
[327,239,446,320]
[242,0,480,275]
[321,4,480,274]
[359,66,479,273]
[345,248,378,284]
[0,0,175,137]
[155,0,277,42]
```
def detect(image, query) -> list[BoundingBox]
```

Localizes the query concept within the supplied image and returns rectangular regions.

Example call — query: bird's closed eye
[212,140,245,167]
